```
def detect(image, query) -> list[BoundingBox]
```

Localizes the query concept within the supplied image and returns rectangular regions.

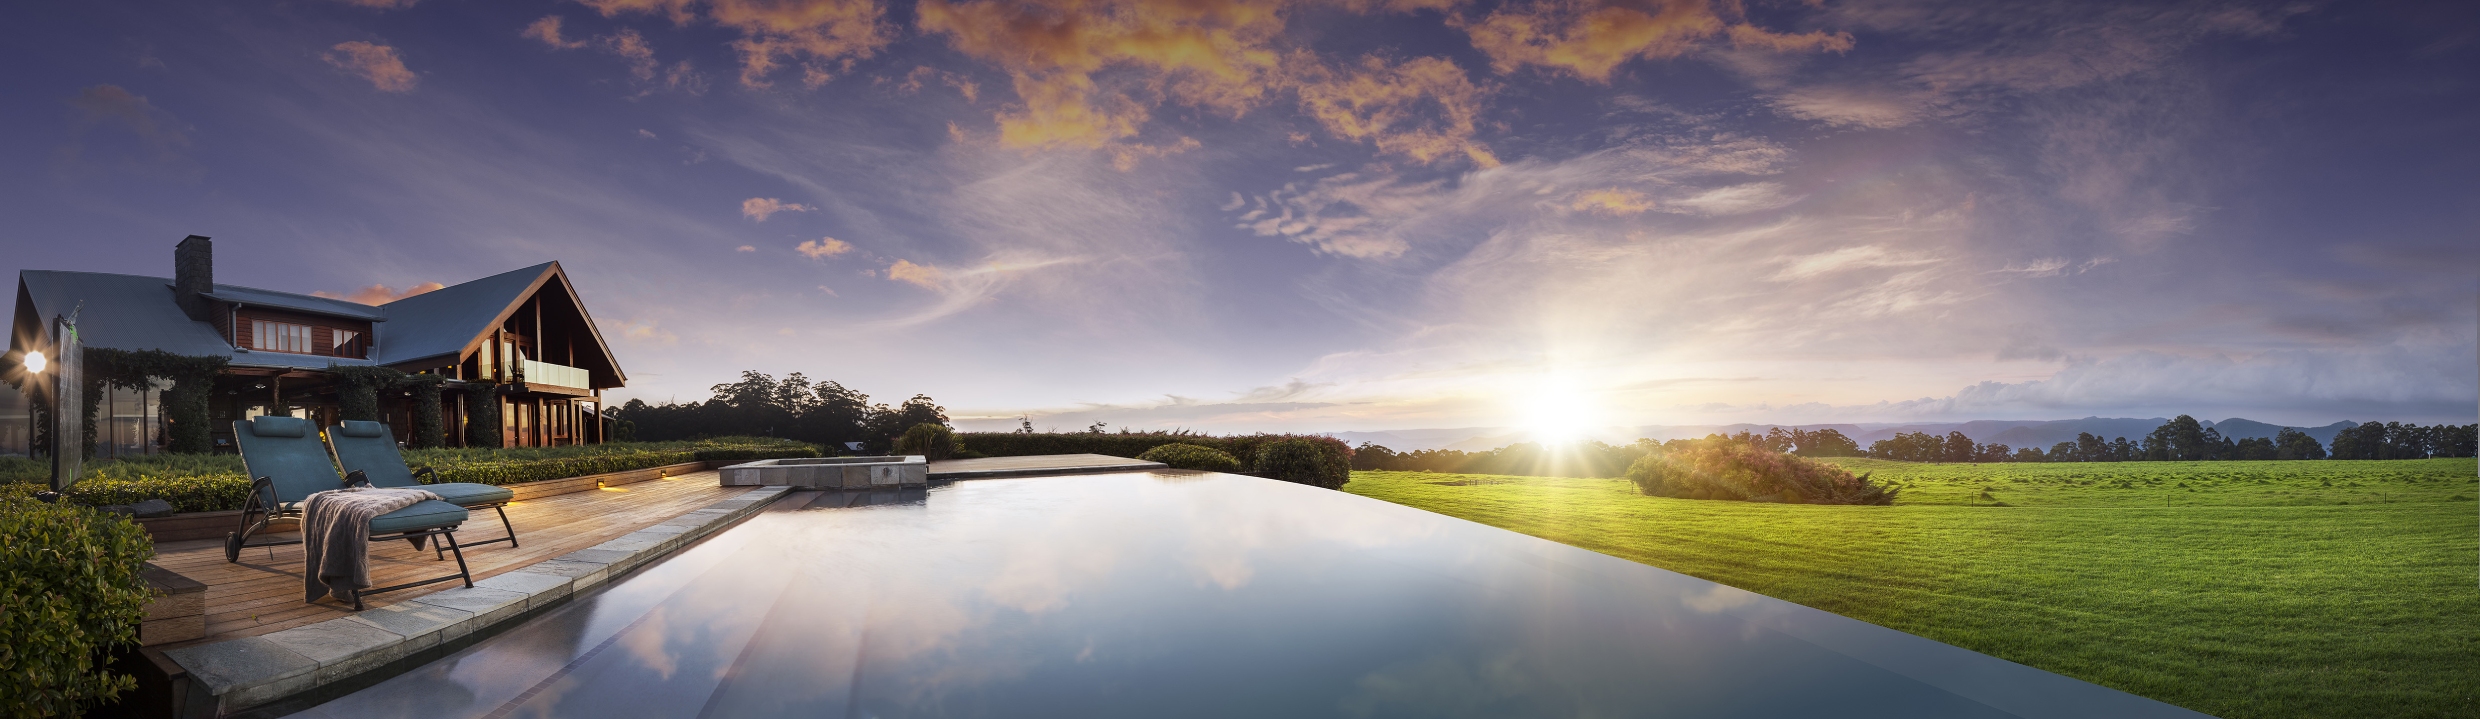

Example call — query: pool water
[296,471,2201,718]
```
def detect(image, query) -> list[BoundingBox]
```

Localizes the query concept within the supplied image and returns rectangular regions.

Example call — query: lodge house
[3,236,623,456]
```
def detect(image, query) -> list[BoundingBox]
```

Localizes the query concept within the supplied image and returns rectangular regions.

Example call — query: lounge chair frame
[224,417,475,611]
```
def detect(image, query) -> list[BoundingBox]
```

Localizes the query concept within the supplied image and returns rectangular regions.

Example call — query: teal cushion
[419,482,515,507]
[338,420,388,438]
[368,500,469,534]
[249,416,310,438]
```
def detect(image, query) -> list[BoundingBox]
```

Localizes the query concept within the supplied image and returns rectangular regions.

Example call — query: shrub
[1,497,156,716]
[1627,441,1898,505]
[1136,443,1241,472]
[894,423,963,460]
[1254,438,1349,489]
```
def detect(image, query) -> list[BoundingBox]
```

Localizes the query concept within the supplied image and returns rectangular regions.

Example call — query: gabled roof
[13,261,623,382]
[370,262,554,365]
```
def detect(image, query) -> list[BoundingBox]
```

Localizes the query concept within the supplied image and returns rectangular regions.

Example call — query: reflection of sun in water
[1519,379,1600,444]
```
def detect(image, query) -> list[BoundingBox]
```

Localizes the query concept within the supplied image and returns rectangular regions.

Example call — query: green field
[1345,459,2479,719]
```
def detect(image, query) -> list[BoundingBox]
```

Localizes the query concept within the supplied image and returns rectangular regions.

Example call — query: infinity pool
[296,471,2201,718]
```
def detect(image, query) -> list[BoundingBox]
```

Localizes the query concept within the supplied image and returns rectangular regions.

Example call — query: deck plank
[149,471,744,647]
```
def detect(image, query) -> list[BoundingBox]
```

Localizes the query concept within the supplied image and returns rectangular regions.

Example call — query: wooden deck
[147,470,747,648]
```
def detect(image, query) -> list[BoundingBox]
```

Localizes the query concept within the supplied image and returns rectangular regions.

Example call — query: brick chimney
[174,235,213,321]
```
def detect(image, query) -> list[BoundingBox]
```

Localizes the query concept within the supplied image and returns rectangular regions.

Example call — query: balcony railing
[520,359,590,390]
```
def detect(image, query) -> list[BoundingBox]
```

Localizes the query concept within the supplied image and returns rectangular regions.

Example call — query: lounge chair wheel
[224,532,242,562]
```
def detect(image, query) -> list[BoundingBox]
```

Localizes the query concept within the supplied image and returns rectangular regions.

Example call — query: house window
[333,329,363,358]
[251,320,313,354]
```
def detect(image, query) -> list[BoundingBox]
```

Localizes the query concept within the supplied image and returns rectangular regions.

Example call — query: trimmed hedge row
[960,432,1352,488]
[0,438,821,514]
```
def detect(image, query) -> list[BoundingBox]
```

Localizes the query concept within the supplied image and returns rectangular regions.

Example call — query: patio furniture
[327,420,520,551]
[224,415,473,609]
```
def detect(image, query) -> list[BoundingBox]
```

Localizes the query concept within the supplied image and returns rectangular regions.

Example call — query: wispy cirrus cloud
[313,281,445,305]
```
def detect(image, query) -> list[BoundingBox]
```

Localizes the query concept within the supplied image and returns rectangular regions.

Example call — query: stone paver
[342,601,474,651]
[260,618,407,685]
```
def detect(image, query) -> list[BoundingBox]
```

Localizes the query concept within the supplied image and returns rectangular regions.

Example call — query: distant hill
[1328,417,2364,452]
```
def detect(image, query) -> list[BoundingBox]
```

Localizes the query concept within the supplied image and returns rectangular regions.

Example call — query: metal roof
[14,262,572,374]
[200,285,388,321]
[371,262,554,365]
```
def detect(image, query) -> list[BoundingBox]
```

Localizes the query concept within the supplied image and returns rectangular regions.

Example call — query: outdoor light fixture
[22,350,43,374]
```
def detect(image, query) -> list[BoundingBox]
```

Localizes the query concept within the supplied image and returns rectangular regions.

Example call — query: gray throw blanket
[302,487,441,603]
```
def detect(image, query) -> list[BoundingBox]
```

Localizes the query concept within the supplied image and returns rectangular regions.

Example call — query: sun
[1518,381,1600,444]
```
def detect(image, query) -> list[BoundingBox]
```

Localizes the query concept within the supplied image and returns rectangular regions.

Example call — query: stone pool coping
[160,485,794,717]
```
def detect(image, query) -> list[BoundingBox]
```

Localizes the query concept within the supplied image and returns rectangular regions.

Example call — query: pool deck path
[150,472,791,717]
[926,453,1165,479]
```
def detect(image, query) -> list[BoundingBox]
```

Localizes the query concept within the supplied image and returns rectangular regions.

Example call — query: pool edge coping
[158,485,796,717]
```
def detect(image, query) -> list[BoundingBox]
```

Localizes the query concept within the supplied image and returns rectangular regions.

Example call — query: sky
[2,0,2474,436]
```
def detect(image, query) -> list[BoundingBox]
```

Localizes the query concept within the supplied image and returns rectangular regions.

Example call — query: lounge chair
[327,420,520,551]
[225,415,473,608]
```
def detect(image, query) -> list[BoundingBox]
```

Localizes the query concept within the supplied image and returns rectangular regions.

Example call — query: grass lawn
[1346,459,2479,719]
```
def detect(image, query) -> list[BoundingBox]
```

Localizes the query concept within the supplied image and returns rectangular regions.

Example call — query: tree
[2273,427,2325,460]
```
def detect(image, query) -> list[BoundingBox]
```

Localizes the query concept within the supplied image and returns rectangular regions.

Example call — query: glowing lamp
[21,350,44,374]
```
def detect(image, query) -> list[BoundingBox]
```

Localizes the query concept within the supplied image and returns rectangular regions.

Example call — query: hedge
[960,432,1352,488]
[1135,443,1241,472]
[1,496,155,717]
[0,438,819,514]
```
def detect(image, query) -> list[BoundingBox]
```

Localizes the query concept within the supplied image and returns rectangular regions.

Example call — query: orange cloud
[736,244,757,252]
[314,282,445,305]
[582,0,889,88]
[741,197,812,221]
[324,41,418,92]
[895,65,980,102]
[918,0,1289,153]
[1457,0,1845,82]
[1293,54,1498,166]
[887,259,944,288]
[796,237,853,258]
[523,16,589,49]
[606,28,659,79]
[1570,188,1652,215]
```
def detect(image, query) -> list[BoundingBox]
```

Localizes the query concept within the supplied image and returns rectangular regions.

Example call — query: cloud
[1665,181,1796,215]
[637,128,658,139]
[324,41,418,92]
[523,16,590,49]
[1567,188,1651,216]
[1456,0,1848,82]
[1771,245,1936,281]
[887,259,944,288]
[1766,84,1923,128]
[1292,54,1498,167]
[918,0,1288,153]
[895,65,980,102]
[312,281,445,305]
[1235,171,1447,258]
[582,0,891,87]
[795,237,852,258]
[740,196,811,221]
[60,85,189,166]
[612,318,680,345]
[330,0,419,7]
[735,244,756,252]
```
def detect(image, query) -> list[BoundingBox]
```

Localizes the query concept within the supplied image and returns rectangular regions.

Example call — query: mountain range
[1328,418,2363,453]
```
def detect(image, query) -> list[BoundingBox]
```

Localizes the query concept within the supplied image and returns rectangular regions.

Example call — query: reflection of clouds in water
[1340,651,1549,719]
[619,609,677,680]
[1682,583,1764,613]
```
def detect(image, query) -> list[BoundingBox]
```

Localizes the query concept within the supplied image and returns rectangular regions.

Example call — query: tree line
[610,371,948,452]
[1862,416,2477,463]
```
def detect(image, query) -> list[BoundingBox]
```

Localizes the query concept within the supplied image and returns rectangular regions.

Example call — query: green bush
[1136,443,1242,472]
[0,437,820,513]
[958,432,1351,479]
[894,424,963,460]
[1,497,156,717]
[1253,438,1349,489]
[1626,441,1898,505]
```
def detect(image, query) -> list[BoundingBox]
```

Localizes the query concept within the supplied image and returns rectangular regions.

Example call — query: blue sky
[3,0,2474,434]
